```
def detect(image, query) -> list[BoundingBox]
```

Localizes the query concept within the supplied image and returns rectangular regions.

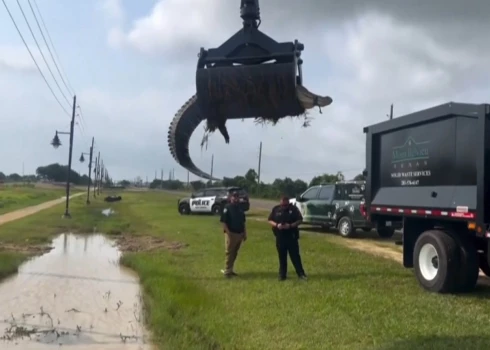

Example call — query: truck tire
[479,253,490,277]
[378,227,395,238]
[337,217,355,238]
[179,203,190,215]
[211,204,221,215]
[446,232,479,293]
[413,230,460,293]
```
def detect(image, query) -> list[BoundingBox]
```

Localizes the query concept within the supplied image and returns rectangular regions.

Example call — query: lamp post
[51,95,76,218]
[79,137,94,204]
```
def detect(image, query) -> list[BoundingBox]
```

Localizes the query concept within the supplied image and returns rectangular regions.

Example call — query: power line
[16,0,71,107]
[31,0,75,96]
[76,114,85,134]
[30,0,90,146]
[31,0,91,148]
[1,0,70,116]
[77,105,87,130]
[27,0,73,100]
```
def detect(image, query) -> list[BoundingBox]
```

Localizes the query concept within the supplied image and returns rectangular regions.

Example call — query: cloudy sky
[1,0,489,183]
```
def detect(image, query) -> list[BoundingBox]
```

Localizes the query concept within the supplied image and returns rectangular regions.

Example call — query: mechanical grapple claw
[168,0,333,180]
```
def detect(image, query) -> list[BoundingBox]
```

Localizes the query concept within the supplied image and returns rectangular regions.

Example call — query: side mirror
[296,196,303,202]
[362,169,368,177]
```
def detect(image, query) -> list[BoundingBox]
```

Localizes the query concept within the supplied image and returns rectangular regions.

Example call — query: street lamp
[51,95,76,218]
[79,137,95,204]
[51,132,62,148]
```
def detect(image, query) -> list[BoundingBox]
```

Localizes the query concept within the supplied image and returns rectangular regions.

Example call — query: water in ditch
[0,233,151,349]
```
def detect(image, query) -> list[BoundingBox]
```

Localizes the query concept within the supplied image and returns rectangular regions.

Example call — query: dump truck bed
[363,102,490,226]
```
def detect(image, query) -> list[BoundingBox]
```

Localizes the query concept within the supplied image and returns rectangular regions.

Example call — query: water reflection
[0,234,150,349]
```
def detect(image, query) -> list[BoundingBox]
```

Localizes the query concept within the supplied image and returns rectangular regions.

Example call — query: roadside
[0,185,69,215]
[2,191,490,349]
[0,193,84,226]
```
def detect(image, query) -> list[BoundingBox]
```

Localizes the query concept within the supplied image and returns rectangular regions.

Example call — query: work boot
[278,276,287,281]
[221,269,236,278]
[298,274,308,281]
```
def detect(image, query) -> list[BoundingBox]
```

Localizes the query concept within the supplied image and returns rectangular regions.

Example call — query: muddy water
[0,234,151,349]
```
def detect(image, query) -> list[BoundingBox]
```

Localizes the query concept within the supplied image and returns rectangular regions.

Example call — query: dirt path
[0,193,83,226]
[334,238,403,263]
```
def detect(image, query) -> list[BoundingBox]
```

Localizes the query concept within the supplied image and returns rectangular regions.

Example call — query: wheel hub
[419,243,439,281]
[340,222,349,235]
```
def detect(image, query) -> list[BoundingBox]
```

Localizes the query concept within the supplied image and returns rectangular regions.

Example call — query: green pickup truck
[290,181,395,238]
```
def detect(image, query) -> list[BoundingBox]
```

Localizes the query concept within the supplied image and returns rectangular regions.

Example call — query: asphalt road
[160,189,274,210]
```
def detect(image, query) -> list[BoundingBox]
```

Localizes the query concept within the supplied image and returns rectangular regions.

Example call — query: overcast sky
[1,0,489,183]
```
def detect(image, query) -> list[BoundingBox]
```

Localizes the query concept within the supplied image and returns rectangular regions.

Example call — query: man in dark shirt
[268,195,307,281]
[220,192,247,278]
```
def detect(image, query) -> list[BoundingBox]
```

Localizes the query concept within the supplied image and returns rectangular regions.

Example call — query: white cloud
[107,27,125,48]
[124,0,233,57]
[4,1,490,183]
[100,0,124,22]
[95,3,490,181]
[0,45,40,72]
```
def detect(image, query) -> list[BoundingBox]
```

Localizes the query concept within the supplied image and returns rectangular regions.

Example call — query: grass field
[1,191,490,349]
[0,184,67,215]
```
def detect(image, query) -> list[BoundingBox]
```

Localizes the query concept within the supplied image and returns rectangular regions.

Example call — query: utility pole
[100,165,104,191]
[93,152,100,198]
[63,95,76,218]
[86,137,94,204]
[173,168,175,180]
[257,141,262,184]
[99,161,104,194]
[96,154,101,195]
[389,104,394,120]
[210,154,214,179]
[187,170,190,187]
[161,169,163,189]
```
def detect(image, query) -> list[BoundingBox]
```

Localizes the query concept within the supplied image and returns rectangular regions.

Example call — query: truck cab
[290,181,382,238]
[363,102,490,294]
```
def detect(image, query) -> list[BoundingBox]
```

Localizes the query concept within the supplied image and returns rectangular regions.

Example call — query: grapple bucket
[168,0,333,181]
[196,61,304,119]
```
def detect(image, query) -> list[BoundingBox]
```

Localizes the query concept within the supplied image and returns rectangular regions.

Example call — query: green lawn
[0,184,67,214]
[1,191,490,349]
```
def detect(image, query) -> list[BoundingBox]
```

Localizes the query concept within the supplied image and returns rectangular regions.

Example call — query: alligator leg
[217,124,230,144]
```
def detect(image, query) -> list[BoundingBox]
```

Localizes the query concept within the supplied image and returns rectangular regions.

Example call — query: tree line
[2,163,364,199]
[0,163,92,185]
[145,168,365,199]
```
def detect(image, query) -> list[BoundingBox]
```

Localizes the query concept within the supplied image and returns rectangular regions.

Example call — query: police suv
[177,187,250,215]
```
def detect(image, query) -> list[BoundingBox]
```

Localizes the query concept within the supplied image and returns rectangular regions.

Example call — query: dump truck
[361,102,490,294]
